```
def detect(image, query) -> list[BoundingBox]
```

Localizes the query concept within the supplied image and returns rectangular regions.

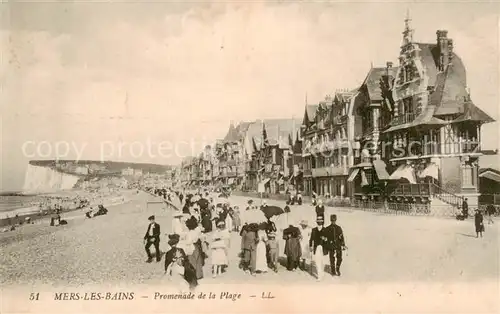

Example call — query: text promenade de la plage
[52,291,273,302]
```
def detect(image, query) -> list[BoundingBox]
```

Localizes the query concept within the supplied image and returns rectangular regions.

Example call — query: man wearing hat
[315,199,325,219]
[326,214,346,276]
[246,199,253,211]
[144,215,161,263]
[309,215,329,281]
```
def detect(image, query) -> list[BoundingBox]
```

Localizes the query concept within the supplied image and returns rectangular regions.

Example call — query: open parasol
[197,198,210,210]
[260,205,285,219]
[241,208,267,224]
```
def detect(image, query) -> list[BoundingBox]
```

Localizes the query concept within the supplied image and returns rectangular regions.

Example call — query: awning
[480,170,500,183]
[389,164,417,184]
[373,159,390,180]
[347,168,360,182]
[419,163,439,180]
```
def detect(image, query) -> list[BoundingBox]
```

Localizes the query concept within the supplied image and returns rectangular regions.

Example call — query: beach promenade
[1,191,498,287]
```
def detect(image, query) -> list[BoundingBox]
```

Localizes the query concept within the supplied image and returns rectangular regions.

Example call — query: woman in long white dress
[255,228,268,273]
[181,216,205,279]
[172,212,185,235]
[299,220,311,270]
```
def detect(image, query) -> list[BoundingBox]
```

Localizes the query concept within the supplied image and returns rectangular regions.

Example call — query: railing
[431,183,463,208]
[392,183,432,196]
[390,112,416,126]
[311,164,348,177]
[423,141,479,155]
[390,183,463,209]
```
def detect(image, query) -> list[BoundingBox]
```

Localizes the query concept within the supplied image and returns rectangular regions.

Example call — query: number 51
[29,293,40,301]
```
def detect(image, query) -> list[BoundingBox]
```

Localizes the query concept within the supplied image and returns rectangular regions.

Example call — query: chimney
[386,61,393,76]
[447,39,454,63]
[436,30,449,71]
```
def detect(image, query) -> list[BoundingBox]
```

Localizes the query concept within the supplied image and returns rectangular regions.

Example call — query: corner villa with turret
[346,13,495,214]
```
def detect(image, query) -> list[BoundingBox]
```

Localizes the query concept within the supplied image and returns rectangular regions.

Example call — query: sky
[1,1,499,191]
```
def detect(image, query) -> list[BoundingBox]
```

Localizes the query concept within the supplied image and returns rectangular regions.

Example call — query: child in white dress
[211,221,228,278]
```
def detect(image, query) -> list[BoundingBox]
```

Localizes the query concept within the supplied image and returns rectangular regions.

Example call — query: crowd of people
[141,188,350,291]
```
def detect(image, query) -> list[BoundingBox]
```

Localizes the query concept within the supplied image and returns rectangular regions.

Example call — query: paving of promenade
[0,191,498,287]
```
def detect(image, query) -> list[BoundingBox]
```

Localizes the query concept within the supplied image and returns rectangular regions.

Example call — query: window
[365,170,373,185]
[399,97,414,115]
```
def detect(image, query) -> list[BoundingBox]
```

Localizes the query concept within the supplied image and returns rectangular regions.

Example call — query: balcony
[390,112,416,126]
[423,140,480,156]
[311,164,348,177]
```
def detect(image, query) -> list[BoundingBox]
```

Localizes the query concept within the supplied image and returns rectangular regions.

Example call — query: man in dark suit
[461,198,469,218]
[326,214,346,276]
[315,199,325,219]
[309,216,329,281]
[144,215,161,263]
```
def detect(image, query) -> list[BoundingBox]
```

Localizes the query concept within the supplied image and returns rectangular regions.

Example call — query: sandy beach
[1,191,498,287]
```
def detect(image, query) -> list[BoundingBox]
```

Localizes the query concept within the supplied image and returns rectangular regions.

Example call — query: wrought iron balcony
[311,164,349,177]
[422,140,480,156]
[390,112,416,126]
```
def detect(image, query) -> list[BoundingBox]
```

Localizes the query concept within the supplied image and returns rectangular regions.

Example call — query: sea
[0,192,41,218]
[0,163,81,219]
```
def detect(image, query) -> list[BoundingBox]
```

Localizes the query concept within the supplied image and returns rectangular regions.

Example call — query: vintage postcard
[1,1,499,313]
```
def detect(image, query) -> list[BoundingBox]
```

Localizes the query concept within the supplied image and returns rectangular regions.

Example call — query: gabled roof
[264,118,302,149]
[430,64,469,116]
[334,91,355,103]
[303,104,319,125]
[361,67,397,102]
[415,43,466,87]
[223,124,240,142]
[479,168,500,183]
[222,121,253,143]
[452,102,495,124]
[244,120,265,155]
[236,122,252,138]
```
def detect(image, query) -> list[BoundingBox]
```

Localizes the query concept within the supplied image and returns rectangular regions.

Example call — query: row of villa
[179,15,498,214]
